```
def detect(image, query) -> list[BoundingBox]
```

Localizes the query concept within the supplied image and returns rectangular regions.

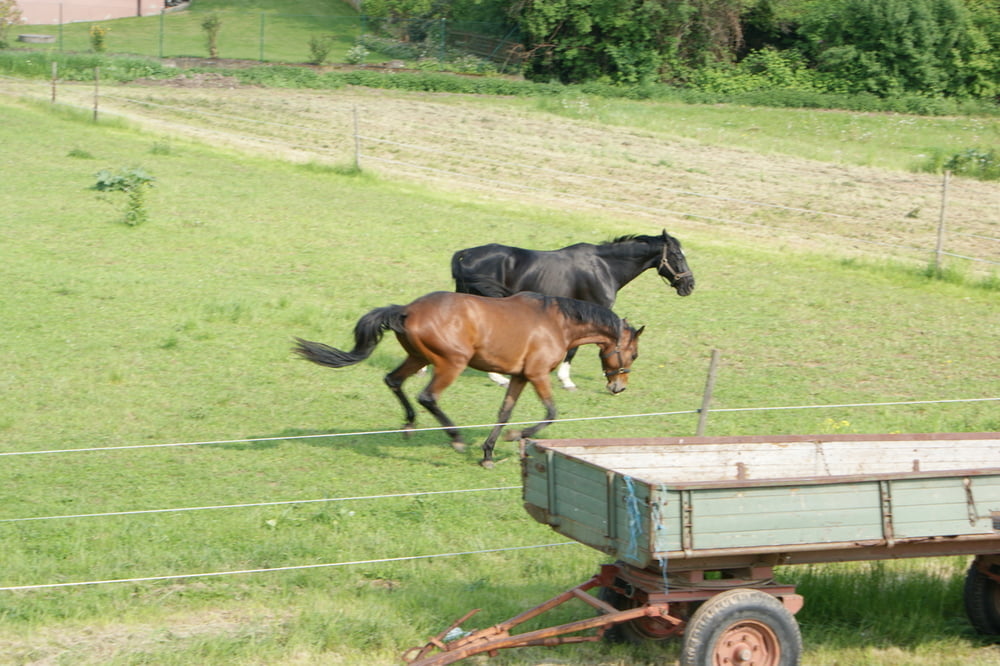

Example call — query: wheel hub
[714,620,780,665]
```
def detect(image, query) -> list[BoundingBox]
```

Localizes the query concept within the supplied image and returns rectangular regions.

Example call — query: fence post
[51,61,57,103]
[695,349,720,436]
[259,13,265,62]
[159,9,164,58]
[93,66,99,122]
[353,106,361,171]
[440,18,447,62]
[935,170,950,273]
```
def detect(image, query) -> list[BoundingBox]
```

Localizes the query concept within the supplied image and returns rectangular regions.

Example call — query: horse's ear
[634,324,645,337]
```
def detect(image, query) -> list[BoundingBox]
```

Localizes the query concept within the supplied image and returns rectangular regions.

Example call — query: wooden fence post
[935,170,951,273]
[353,106,361,171]
[696,349,720,436]
[93,66,99,122]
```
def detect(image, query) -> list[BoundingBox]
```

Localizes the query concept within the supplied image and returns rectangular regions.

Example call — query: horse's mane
[525,293,622,333]
[603,233,658,246]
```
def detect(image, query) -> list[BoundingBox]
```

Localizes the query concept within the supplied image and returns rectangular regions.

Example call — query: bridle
[659,242,692,284]
[601,346,630,377]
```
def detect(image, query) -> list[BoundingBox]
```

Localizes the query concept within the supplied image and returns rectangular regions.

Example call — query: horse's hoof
[502,429,523,442]
[450,441,466,452]
[480,459,495,469]
[401,424,415,439]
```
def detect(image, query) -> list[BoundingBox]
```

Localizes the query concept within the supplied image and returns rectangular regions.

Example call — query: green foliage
[344,42,370,65]
[201,13,222,58]
[512,0,745,84]
[357,33,427,60]
[0,0,23,48]
[798,0,997,98]
[944,148,1000,180]
[0,51,175,81]
[89,24,109,53]
[307,34,336,65]
[940,148,1000,181]
[92,167,156,226]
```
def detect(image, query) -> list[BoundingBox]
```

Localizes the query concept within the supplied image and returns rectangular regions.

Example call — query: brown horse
[294,291,643,467]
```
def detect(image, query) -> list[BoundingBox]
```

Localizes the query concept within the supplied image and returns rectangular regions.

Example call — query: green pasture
[17,0,366,63]
[0,96,999,665]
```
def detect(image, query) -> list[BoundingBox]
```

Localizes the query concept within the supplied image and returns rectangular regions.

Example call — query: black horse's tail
[294,304,407,368]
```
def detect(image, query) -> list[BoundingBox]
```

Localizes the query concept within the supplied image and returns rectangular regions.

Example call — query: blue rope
[623,475,642,561]
[655,483,669,592]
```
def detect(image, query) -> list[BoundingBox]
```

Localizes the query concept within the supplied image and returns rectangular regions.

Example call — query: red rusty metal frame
[401,563,801,666]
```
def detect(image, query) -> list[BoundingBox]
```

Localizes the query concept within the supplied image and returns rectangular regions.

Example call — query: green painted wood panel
[682,483,883,550]
[522,439,1000,568]
[891,477,982,537]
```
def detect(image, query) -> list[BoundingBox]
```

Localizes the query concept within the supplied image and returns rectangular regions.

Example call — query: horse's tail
[294,305,406,368]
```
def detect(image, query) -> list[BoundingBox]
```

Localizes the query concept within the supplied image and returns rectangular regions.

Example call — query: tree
[0,0,23,49]
[511,0,745,84]
[799,0,994,97]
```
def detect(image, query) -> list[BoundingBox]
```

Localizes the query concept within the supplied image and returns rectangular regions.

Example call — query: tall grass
[0,97,998,664]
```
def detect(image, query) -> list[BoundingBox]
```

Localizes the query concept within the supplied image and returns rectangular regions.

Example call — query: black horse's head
[657,230,695,297]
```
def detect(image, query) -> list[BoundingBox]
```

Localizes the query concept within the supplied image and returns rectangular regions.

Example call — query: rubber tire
[598,579,687,645]
[965,559,1000,636]
[680,588,801,666]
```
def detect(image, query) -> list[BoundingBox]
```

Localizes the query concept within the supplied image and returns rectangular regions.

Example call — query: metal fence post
[440,18,447,62]
[259,13,265,62]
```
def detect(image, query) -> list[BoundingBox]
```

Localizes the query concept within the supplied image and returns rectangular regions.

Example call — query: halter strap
[659,243,692,282]
[600,347,630,377]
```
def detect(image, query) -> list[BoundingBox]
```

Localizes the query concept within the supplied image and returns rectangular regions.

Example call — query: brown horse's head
[599,322,644,394]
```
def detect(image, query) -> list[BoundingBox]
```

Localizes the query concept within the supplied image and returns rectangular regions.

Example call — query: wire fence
[1,396,997,593]
[13,7,521,71]
[3,71,993,273]
[0,70,996,276]
[0,70,997,595]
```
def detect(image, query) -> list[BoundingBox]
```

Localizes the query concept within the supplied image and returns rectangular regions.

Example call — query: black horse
[451,230,693,389]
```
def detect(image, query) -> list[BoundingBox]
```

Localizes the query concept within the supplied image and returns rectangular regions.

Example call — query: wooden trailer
[404,432,1000,666]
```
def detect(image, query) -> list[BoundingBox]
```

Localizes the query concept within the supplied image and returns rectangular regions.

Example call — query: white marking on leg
[557,362,576,390]
[488,372,510,387]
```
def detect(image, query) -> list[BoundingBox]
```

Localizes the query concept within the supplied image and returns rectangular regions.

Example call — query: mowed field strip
[3,74,998,266]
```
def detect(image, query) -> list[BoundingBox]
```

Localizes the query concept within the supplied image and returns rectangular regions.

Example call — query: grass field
[17,0,365,63]
[0,79,999,666]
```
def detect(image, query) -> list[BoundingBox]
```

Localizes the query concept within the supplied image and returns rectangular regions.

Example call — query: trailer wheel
[598,578,686,644]
[680,589,801,666]
[965,558,1000,636]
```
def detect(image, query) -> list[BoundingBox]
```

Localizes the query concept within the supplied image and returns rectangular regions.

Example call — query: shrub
[345,43,370,65]
[89,25,109,53]
[0,0,23,49]
[307,35,336,66]
[93,167,156,226]
[944,148,1000,180]
[201,14,222,59]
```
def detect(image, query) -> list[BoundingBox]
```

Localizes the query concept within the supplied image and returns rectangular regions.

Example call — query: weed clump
[93,167,156,226]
